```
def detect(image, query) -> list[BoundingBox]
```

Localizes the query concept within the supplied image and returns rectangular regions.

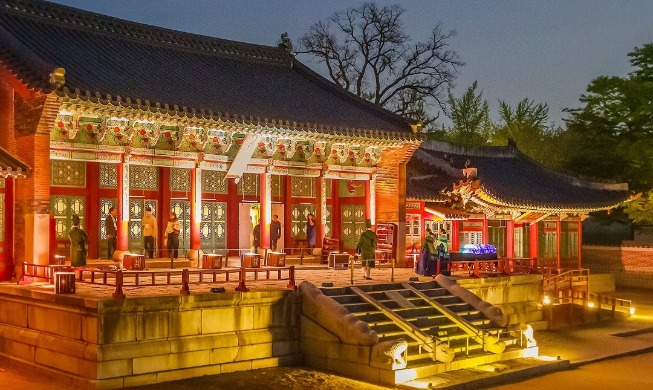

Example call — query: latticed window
[459,231,482,246]
[130,165,158,190]
[290,204,315,239]
[325,205,332,238]
[290,176,315,197]
[406,214,421,249]
[99,163,117,188]
[325,179,332,199]
[271,175,284,198]
[51,160,86,187]
[237,173,259,196]
[200,201,227,252]
[170,168,190,191]
[341,204,365,249]
[0,178,5,188]
[50,195,85,238]
[201,170,228,194]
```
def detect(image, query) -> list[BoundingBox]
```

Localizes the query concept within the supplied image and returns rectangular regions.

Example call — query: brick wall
[582,245,653,289]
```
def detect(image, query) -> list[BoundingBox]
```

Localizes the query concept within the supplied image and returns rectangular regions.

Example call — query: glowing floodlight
[588,301,595,308]
[630,307,636,315]
[542,295,551,305]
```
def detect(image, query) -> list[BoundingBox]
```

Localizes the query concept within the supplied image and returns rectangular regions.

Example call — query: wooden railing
[544,289,633,325]
[20,263,296,298]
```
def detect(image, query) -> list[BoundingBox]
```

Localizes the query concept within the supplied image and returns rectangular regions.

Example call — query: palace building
[405,141,629,269]
[0,0,421,280]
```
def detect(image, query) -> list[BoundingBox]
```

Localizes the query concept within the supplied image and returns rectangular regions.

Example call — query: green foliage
[564,43,653,192]
[440,81,493,145]
[624,193,653,225]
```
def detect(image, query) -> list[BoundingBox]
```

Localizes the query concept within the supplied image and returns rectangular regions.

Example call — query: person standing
[270,214,282,251]
[165,212,181,260]
[142,207,157,259]
[436,228,449,275]
[356,219,378,280]
[105,206,118,260]
[253,219,261,252]
[306,213,316,252]
[69,214,88,267]
[418,228,437,276]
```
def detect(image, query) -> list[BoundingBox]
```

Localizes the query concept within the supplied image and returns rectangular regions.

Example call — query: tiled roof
[407,140,630,212]
[406,148,463,202]
[0,145,29,177]
[0,0,416,138]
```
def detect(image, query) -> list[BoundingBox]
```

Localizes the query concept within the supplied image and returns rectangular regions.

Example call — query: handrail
[349,286,442,361]
[404,283,505,354]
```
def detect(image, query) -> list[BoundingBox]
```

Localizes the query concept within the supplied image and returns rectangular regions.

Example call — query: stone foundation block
[0,301,27,327]
[36,333,88,358]
[136,311,170,340]
[98,314,136,344]
[220,360,251,373]
[81,315,98,344]
[169,333,238,354]
[209,345,240,364]
[326,342,371,364]
[123,373,157,388]
[328,358,380,383]
[133,350,210,374]
[0,338,34,362]
[35,347,82,374]
[28,306,81,339]
[235,342,273,360]
[99,339,171,361]
[273,340,300,357]
[96,358,132,379]
[155,364,222,383]
[300,337,327,358]
[202,306,254,333]
[169,310,201,337]
[300,315,339,342]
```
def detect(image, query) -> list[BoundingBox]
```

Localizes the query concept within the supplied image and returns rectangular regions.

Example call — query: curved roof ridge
[421,140,518,158]
[0,0,291,64]
[422,139,628,192]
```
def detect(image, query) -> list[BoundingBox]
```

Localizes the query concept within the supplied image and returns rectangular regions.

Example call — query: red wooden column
[283,176,292,249]
[451,220,460,252]
[556,216,562,269]
[482,215,489,244]
[86,162,100,259]
[331,179,341,241]
[226,178,239,254]
[259,172,271,249]
[506,219,515,258]
[160,168,171,245]
[577,215,583,269]
[116,161,128,251]
[316,175,325,247]
[529,222,539,259]
[189,167,200,251]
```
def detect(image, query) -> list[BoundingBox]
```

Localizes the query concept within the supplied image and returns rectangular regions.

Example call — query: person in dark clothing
[69,214,88,267]
[253,219,261,252]
[356,219,378,280]
[306,213,316,250]
[270,214,282,251]
[105,206,118,259]
[165,212,181,260]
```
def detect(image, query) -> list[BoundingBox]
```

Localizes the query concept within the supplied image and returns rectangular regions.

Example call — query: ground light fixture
[210,287,226,293]
[542,295,551,305]
[587,301,595,308]
[630,307,636,315]
[322,282,334,287]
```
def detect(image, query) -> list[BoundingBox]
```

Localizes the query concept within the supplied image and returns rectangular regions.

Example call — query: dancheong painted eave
[407,140,630,213]
[0,0,421,141]
[0,145,29,178]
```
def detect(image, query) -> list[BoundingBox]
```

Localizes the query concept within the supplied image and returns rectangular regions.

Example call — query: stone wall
[0,288,301,389]
[455,274,543,325]
[582,245,653,289]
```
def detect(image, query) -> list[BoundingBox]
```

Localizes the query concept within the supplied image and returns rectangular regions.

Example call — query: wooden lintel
[532,213,551,224]
[513,211,532,222]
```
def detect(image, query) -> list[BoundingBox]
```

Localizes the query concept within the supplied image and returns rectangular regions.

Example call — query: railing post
[112,270,126,299]
[611,297,616,319]
[596,293,602,322]
[287,265,296,290]
[180,268,191,295]
[235,266,249,292]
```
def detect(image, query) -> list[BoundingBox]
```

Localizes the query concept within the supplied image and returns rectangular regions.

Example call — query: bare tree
[297,2,462,126]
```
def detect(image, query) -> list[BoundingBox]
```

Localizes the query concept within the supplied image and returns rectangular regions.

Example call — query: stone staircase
[317,280,535,382]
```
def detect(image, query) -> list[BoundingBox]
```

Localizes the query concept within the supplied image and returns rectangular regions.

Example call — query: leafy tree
[564,43,653,192]
[297,2,462,126]
[440,81,493,145]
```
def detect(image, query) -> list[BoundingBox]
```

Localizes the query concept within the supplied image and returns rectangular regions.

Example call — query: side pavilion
[0,0,421,279]
[405,140,630,269]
